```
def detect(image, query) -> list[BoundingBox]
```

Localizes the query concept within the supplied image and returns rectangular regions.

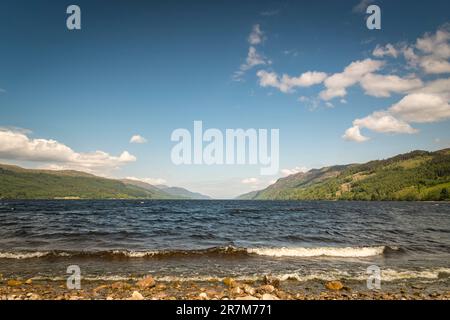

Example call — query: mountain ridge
[237,148,450,201]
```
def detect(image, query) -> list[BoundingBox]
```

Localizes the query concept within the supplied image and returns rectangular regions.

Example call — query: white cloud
[419,57,450,74]
[125,176,167,185]
[416,27,450,58]
[380,26,450,74]
[234,47,270,81]
[0,128,136,173]
[130,134,147,144]
[257,70,327,93]
[414,77,450,100]
[359,73,423,97]
[342,125,369,142]
[233,25,270,81]
[245,47,268,69]
[352,0,374,13]
[281,166,308,176]
[241,177,260,184]
[343,91,450,142]
[248,24,264,45]
[366,26,450,76]
[353,111,418,134]
[389,93,450,123]
[319,59,384,100]
[373,44,398,58]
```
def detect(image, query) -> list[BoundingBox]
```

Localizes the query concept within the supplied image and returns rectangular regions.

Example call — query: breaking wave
[0,245,396,260]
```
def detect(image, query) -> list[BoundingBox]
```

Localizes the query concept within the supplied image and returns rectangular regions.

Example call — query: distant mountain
[237,149,450,201]
[0,164,176,200]
[235,190,260,200]
[123,180,211,200]
[156,186,212,200]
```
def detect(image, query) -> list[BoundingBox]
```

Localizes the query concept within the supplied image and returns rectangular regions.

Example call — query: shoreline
[1,276,449,300]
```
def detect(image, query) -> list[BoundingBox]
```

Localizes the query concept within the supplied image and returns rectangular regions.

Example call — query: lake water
[0,200,449,284]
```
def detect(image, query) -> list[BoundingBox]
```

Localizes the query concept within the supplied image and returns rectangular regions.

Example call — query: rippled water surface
[0,200,449,282]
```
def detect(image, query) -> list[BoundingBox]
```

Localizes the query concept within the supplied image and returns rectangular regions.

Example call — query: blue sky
[0,0,449,198]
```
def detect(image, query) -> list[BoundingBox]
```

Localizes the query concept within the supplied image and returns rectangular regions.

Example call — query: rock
[130,291,145,300]
[111,282,131,290]
[259,284,275,293]
[7,280,22,287]
[275,290,291,299]
[231,287,242,295]
[155,284,167,290]
[137,275,156,289]
[261,293,280,300]
[106,296,114,300]
[25,279,33,285]
[325,281,344,291]
[223,277,236,287]
[93,285,109,294]
[243,284,255,295]
[198,292,208,300]
[236,295,259,300]
[151,292,168,300]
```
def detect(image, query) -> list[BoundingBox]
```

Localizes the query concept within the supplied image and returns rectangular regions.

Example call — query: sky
[0,0,449,198]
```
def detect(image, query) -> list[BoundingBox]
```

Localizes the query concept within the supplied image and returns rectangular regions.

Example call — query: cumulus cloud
[130,134,147,144]
[343,111,416,142]
[344,90,450,142]
[389,93,450,123]
[372,44,398,58]
[0,129,136,173]
[342,125,370,142]
[354,111,418,134]
[281,166,309,176]
[359,73,423,97]
[414,77,450,100]
[257,70,327,93]
[319,59,384,100]
[375,26,450,74]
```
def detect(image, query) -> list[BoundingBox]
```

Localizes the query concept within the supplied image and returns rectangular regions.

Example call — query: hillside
[0,164,176,200]
[237,149,450,201]
[156,186,212,200]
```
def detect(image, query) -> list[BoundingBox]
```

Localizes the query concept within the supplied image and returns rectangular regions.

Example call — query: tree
[440,188,449,200]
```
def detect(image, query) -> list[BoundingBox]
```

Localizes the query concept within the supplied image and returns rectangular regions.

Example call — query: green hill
[238,149,450,201]
[0,164,176,200]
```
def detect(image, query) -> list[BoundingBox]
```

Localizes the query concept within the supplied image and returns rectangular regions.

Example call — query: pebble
[130,291,144,300]
[137,275,156,289]
[261,293,280,300]
[259,284,275,293]
[198,292,208,300]
[236,295,259,300]
[243,284,255,295]
[223,277,236,287]
[325,281,344,291]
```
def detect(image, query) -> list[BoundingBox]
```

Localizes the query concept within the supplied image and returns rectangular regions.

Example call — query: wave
[247,246,389,257]
[27,267,450,283]
[0,245,396,260]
